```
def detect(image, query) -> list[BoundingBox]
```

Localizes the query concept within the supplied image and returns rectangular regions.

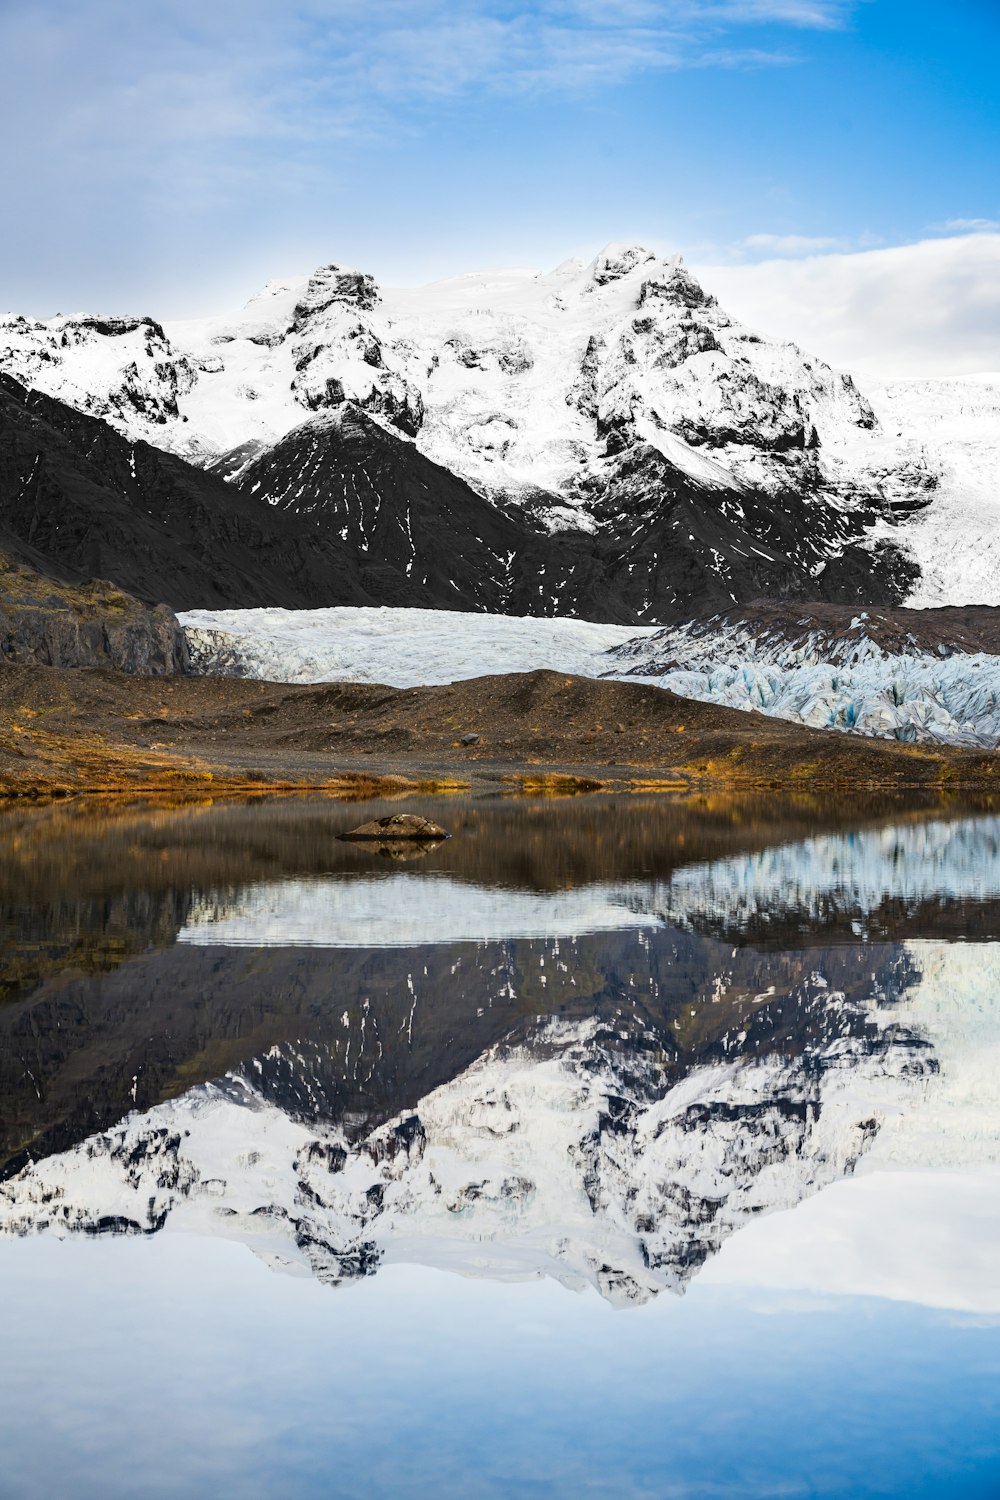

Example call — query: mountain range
[4,244,994,627]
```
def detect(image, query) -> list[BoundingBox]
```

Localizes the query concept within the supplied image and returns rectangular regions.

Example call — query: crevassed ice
[179,605,1000,748]
[627,653,1000,747]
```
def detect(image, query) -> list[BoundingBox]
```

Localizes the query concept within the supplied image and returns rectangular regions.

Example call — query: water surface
[1,793,998,1498]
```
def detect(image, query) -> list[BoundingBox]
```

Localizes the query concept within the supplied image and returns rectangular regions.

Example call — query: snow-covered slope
[0,998,929,1305]
[867,375,1000,607]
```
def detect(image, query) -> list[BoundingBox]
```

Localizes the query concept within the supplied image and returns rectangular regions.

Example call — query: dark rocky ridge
[677,600,1000,658]
[221,404,919,623]
[0,374,371,612]
[2,372,919,628]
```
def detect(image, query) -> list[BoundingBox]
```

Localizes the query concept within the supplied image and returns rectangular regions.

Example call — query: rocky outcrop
[0,593,186,674]
[0,548,187,674]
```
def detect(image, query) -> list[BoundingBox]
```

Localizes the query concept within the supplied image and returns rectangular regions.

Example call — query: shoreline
[2,661,1000,800]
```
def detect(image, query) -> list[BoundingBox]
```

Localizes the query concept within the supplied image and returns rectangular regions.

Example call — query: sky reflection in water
[0,794,998,1498]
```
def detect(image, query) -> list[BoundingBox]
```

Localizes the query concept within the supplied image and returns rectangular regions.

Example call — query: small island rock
[339,813,450,842]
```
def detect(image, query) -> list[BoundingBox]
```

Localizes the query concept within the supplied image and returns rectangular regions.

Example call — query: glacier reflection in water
[176,814,1000,949]
[1,799,999,1498]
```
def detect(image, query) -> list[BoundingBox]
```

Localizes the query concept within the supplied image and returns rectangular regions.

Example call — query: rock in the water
[365,839,444,862]
[339,814,449,842]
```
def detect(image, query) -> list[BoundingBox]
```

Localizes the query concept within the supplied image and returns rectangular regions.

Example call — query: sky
[2,0,998,374]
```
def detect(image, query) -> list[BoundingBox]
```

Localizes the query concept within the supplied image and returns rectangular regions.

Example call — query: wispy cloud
[929,217,1000,234]
[0,0,861,244]
[1,0,857,145]
[742,232,846,254]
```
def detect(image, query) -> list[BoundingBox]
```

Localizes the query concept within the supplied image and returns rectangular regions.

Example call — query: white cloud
[930,218,1000,234]
[0,0,856,143]
[741,232,846,254]
[695,233,1000,377]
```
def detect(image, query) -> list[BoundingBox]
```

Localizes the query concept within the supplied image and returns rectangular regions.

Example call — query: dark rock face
[0,370,920,627]
[0,540,187,674]
[229,405,918,624]
[0,596,186,674]
[292,264,381,326]
[0,374,375,612]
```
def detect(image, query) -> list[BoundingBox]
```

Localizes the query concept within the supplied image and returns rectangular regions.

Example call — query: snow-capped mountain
[0,980,932,1305]
[8,243,989,619]
[1,246,900,505]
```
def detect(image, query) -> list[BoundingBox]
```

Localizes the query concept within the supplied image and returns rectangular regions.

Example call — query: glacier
[180,604,652,686]
[180,602,1000,748]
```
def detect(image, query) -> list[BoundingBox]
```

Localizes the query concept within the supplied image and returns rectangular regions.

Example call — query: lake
[1,792,998,1499]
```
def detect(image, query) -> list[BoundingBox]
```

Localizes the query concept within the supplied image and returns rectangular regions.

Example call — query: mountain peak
[292,263,380,326]
[590,243,667,286]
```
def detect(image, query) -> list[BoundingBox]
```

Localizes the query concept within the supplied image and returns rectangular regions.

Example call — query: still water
[1,793,999,1499]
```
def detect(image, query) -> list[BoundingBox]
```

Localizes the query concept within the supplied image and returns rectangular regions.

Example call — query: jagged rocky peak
[589,242,662,286]
[638,262,716,311]
[287,264,424,435]
[293,263,381,327]
[58,314,168,343]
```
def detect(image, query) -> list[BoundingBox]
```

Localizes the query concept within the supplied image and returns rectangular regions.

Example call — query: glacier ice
[180,603,1000,748]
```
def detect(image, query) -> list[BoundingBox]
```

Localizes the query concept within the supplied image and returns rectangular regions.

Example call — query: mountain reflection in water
[0,794,997,1307]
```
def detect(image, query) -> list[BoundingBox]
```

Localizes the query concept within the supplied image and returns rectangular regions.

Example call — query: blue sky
[2,0,998,369]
